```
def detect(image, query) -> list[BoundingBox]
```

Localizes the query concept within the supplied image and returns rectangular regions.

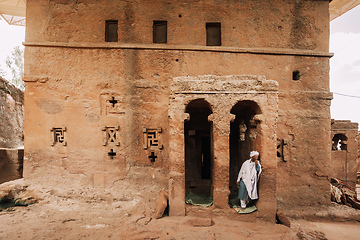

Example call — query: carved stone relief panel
[50,127,67,146]
[143,127,163,164]
[100,93,125,115]
[102,126,120,146]
[102,126,121,160]
[143,127,163,150]
[249,116,260,140]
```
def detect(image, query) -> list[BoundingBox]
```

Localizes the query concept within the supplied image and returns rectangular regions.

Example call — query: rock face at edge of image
[0,77,24,184]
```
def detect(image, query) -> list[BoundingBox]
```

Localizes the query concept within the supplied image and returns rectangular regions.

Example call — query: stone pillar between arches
[209,112,235,208]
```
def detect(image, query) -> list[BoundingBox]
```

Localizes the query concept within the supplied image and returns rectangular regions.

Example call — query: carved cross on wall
[108,97,118,107]
[148,151,157,163]
[100,94,125,115]
[108,149,116,159]
[277,139,288,162]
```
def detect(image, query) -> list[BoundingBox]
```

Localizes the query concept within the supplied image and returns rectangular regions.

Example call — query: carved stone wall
[0,148,24,184]
[23,0,332,220]
[330,120,358,190]
[0,77,24,184]
[357,133,360,182]
[169,75,278,219]
[0,77,24,148]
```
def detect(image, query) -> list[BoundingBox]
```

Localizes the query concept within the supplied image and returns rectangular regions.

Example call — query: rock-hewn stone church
[23,0,334,220]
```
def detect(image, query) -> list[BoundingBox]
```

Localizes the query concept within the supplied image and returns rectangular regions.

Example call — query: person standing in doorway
[236,151,262,209]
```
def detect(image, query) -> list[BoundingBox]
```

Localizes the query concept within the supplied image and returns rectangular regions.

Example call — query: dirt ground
[1,167,359,240]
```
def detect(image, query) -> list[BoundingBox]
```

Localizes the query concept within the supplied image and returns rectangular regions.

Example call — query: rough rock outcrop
[0,77,24,148]
[0,77,24,184]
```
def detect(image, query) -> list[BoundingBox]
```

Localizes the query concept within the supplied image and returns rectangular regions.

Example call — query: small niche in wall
[206,22,221,46]
[105,20,118,42]
[153,21,167,44]
[292,70,300,81]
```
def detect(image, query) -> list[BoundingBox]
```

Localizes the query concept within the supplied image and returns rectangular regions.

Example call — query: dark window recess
[293,70,300,80]
[332,134,348,151]
[153,21,167,43]
[105,20,118,42]
[206,22,221,46]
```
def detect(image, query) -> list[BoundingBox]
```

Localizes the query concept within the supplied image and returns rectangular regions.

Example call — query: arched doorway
[229,100,261,195]
[185,99,213,196]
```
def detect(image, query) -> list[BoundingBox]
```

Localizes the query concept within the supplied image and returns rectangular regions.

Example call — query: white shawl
[237,159,262,200]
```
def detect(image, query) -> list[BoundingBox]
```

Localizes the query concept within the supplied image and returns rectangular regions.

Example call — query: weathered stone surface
[0,78,24,184]
[169,172,185,217]
[0,77,24,149]
[23,0,332,221]
[0,148,24,184]
[154,189,169,219]
[358,133,360,174]
[296,229,327,240]
[136,216,152,226]
[0,179,39,207]
[186,217,213,227]
[276,210,291,228]
[330,120,358,190]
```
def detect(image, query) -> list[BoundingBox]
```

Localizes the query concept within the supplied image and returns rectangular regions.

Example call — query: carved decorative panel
[102,126,120,146]
[143,127,163,150]
[50,127,67,146]
[100,94,125,115]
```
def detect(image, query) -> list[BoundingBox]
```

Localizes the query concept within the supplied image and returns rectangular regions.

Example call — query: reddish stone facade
[23,0,332,220]
[330,120,358,190]
[357,133,360,183]
[357,132,360,199]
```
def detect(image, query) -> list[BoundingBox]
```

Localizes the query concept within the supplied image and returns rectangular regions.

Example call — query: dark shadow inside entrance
[229,101,261,196]
[185,99,213,196]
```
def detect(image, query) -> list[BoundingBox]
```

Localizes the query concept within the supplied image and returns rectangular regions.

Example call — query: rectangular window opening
[206,22,221,46]
[105,20,118,42]
[153,21,167,44]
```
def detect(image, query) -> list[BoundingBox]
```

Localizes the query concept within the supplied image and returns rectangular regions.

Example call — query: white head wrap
[250,151,259,158]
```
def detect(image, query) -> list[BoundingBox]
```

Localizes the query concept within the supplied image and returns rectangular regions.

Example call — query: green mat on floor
[233,205,257,214]
[228,193,258,214]
[185,192,213,207]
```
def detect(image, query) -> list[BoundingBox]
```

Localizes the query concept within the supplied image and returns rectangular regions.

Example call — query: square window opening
[206,22,221,46]
[153,21,167,44]
[105,20,118,42]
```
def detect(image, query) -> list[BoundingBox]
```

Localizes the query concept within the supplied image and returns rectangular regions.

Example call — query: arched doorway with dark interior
[332,133,348,151]
[229,100,262,206]
[184,99,213,200]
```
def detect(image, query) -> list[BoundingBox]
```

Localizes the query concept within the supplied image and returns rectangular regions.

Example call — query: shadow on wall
[0,148,24,184]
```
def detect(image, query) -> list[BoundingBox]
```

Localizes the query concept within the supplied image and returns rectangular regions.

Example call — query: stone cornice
[23,42,333,58]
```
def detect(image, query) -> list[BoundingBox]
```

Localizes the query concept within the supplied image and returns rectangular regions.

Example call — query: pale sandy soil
[1,200,359,240]
[1,168,359,240]
[292,220,360,240]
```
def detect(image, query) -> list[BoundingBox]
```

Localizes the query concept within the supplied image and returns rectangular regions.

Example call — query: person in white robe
[236,151,262,209]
